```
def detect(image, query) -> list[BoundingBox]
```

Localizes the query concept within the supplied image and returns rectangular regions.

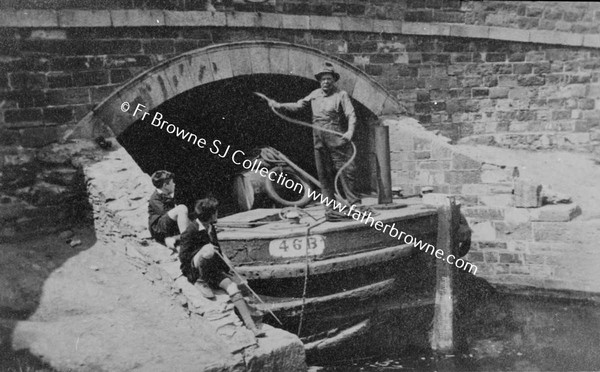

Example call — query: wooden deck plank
[304,319,370,352]
[255,279,395,312]
[219,203,436,240]
[236,243,414,279]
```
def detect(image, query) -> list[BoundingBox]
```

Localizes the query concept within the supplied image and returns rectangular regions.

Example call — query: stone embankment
[82,142,306,372]
[387,116,600,295]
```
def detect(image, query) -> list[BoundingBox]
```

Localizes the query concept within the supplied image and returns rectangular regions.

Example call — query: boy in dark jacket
[179,197,265,337]
[148,170,190,249]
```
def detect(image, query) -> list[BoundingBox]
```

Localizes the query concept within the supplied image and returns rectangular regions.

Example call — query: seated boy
[179,197,265,337]
[148,170,190,249]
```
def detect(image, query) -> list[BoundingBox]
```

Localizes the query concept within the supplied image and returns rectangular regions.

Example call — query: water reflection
[311,281,600,371]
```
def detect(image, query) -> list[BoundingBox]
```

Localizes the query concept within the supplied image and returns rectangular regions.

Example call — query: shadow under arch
[68,41,407,214]
[72,40,405,140]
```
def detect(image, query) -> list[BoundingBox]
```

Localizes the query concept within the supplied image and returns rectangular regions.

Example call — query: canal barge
[217,196,446,354]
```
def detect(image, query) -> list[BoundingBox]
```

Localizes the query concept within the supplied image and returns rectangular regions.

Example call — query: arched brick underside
[77,41,404,138]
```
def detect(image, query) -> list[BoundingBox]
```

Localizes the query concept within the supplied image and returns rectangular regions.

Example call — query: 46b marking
[278,237,318,251]
[269,235,325,257]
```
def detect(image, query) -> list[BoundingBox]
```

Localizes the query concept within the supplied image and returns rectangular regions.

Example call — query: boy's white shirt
[196,218,206,232]
[195,219,215,238]
[156,188,174,198]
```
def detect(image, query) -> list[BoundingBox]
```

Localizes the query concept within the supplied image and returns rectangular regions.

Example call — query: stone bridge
[2,1,600,150]
[2,1,600,296]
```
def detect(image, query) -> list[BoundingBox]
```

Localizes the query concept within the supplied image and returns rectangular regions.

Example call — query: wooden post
[373,125,392,204]
[430,196,459,353]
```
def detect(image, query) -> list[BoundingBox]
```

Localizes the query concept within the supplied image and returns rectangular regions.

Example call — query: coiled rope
[254,92,359,205]
[258,146,321,188]
[255,92,359,336]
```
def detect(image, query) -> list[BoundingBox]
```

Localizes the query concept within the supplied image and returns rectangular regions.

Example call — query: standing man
[268,62,359,221]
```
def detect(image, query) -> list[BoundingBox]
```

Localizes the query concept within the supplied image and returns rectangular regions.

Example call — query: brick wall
[386,116,480,196]
[385,116,598,293]
[0,140,102,240]
[1,22,600,150]
[464,1,600,34]
[1,3,600,151]
[2,1,600,35]
[1,4,600,292]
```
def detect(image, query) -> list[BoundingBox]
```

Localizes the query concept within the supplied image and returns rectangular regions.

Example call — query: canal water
[309,280,600,371]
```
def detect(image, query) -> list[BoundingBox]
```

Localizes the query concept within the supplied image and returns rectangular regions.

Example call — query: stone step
[529,204,582,222]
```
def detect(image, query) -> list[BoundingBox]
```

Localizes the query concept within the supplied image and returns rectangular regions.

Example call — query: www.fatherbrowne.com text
[121,102,477,274]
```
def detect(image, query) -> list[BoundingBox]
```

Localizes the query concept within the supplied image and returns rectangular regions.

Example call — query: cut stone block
[514,180,542,208]
[532,222,600,244]
[462,207,504,220]
[451,152,481,170]
[462,183,513,195]
[493,221,533,241]
[504,208,531,226]
[479,194,514,208]
[422,193,452,206]
[480,168,513,183]
[530,204,582,222]
[470,220,497,241]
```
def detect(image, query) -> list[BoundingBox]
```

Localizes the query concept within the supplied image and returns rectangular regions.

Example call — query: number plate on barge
[268,235,325,257]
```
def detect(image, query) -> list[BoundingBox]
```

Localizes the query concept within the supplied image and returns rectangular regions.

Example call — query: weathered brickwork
[2,24,600,152]
[385,116,596,293]
[1,3,599,294]
[463,216,600,293]
[2,1,600,35]
[464,1,600,34]
[0,141,101,241]
[387,117,482,196]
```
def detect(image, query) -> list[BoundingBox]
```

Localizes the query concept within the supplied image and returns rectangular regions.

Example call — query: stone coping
[82,144,307,370]
[0,9,599,48]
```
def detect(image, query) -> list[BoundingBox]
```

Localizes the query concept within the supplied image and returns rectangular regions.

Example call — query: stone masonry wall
[0,140,102,241]
[2,21,600,150]
[2,1,600,35]
[2,7,600,236]
[386,116,599,294]
[83,144,307,371]
[1,4,600,294]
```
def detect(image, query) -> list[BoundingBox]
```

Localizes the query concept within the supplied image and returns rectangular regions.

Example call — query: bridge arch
[77,40,404,137]
[74,41,405,213]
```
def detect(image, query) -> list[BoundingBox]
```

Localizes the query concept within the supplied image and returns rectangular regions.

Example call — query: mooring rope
[254,92,360,337]
[259,146,322,188]
[254,92,359,204]
[297,217,326,336]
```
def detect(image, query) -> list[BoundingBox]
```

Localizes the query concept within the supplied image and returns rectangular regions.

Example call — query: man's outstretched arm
[268,95,310,112]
